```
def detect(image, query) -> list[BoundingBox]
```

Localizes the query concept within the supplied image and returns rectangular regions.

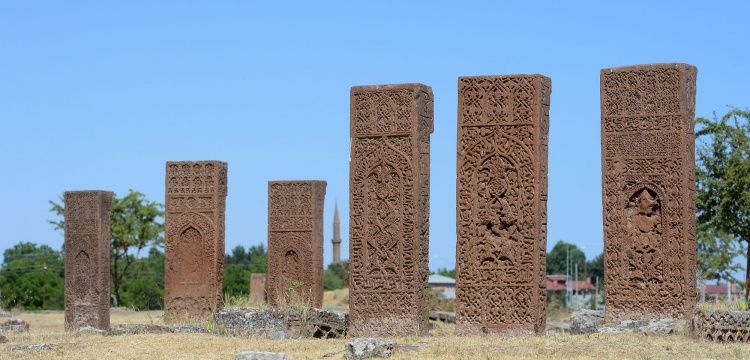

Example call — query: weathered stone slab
[236,351,295,360]
[108,323,209,336]
[570,309,604,334]
[601,64,697,322]
[11,343,56,352]
[249,273,267,304]
[214,307,348,339]
[349,83,433,336]
[345,338,396,359]
[0,319,29,333]
[455,75,551,335]
[694,310,750,342]
[267,181,326,308]
[64,191,113,331]
[164,161,228,319]
[598,318,683,335]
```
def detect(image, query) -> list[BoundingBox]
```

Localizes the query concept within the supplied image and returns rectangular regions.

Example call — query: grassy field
[3,307,750,360]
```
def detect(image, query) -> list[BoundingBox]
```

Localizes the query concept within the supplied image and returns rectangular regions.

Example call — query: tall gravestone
[64,190,113,331]
[267,180,326,308]
[455,75,551,335]
[164,161,228,319]
[601,63,697,322]
[349,83,433,336]
[249,273,267,304]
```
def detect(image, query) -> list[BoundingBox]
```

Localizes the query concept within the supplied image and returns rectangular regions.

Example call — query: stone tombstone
[455,75,551,335]
[601,64,697,322]
[64,191,113,331]
[349,83,433,336]
[164,161,228,319]
[249,273,267,304]
[267,181,326,308]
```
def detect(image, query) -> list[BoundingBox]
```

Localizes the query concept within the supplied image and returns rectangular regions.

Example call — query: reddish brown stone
[64,190,113,331]
[601,64,697,322]
[164,161,228,319]
[267,181,326,308]
[454,75,551,335]
[349,83,433,336]
[249,273,267,304]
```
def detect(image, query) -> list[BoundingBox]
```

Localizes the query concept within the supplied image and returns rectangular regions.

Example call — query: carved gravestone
[267,181,326,308]
[249,273,267,304]
[349,83,433,336]
[455,75,551,335]
[64,190,113,331]
[164,161,228,319]
[601,64,697,322]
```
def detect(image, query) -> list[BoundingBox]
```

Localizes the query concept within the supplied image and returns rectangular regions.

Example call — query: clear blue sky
[1,2,748,270]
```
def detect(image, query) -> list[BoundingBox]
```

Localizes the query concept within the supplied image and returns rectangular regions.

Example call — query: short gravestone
[64,191,113,331]
[249,273,267,304]
[267,181,326,308]
[164,161,228,319]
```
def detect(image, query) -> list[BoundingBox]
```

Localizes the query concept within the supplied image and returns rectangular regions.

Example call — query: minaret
[332,201,341,264]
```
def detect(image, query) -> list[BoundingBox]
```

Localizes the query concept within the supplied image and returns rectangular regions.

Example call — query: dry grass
[3,309,750,360]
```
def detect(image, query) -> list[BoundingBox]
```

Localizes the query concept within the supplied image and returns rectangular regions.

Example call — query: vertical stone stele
[267,180,326,308]
[601,63,697,322]
[349,83,433,336]
[64,190,113,331]
[164,161,228,319]
[455,74,551,335]
[249,273,267,304]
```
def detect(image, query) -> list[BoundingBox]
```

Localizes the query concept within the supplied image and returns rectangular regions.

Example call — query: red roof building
[546,275,596,292]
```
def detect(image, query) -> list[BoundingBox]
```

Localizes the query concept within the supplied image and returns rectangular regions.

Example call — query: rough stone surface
[601,64,697,323]
[345,338,396,359]
[598,318,682,335]
[76,325,106,336]
[0,334,7,343]
[108,324,209,336]
[694,310,750,342]
[429,311,455,324]
[64,191,113,331]
[11,343,56,352]
[455,75,551,335]
[235,351,295,360]
[570,310,604,334]
[349,83,433,336]
[0,311,11,318]
[214,307,348,339]
[164,161,228,319]
[267,181,326,308]
[1,319,29,332]
[249,273,267,304]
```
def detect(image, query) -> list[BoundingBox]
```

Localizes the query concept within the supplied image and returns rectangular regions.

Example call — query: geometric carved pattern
[267,180,326,308]
[601,64,697,322]
[164,161,228,319]
[349,83,433,336]
[64,190,113,331]
[455,75,550,335]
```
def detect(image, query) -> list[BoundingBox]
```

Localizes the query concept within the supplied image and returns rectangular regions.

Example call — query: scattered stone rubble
[235,351,295,360]
[344,338,396,359]
[215,307,348,339]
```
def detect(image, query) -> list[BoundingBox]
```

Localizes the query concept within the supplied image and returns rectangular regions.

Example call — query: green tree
[586,254,604,287]
[323,261,349,290]
[431,268,456,278]
[223,244,268,297]
[119,247,164,310]
[697,226,745,284]
[49,190,164,305]
[696,108,750,298]
[546,240,586,276]
[0,242,64,310]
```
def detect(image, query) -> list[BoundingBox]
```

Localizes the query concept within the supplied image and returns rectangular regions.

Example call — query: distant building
[700,282,744,302]
[428,274,456,300]
[546,275,598,309]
